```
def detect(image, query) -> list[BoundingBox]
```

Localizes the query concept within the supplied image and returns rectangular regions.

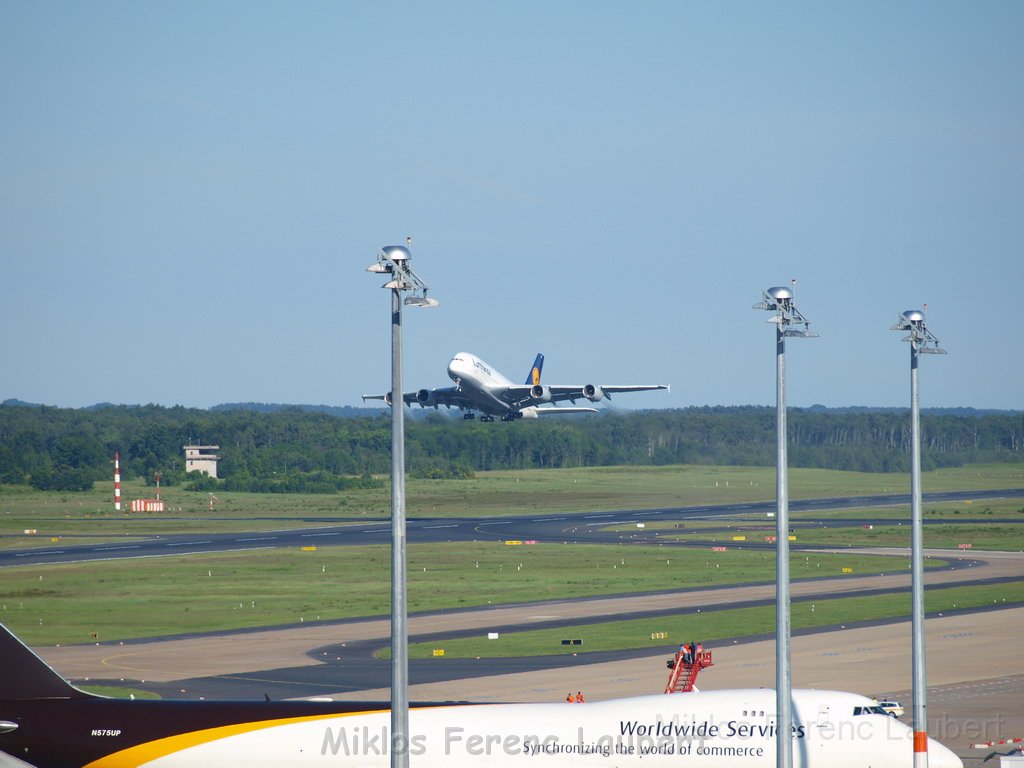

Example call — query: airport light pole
[366,241,438,768]
[752,284,817,768]
[891,309,945,768]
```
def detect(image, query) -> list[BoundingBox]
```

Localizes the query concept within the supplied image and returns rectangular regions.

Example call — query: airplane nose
[926,738,964,768]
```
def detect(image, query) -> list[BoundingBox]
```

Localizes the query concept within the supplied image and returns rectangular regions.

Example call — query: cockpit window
[853,706,889,716]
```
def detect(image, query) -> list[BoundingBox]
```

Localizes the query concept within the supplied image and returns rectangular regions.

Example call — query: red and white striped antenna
[114,452,121,511]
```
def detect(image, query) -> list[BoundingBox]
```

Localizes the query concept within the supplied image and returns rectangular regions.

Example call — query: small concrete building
[183,445,220,478]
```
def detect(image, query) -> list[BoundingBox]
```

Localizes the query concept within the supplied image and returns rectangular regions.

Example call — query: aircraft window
[854,706,889,716]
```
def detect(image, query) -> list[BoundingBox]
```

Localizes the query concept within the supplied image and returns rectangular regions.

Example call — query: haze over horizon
[3,4,1022,412]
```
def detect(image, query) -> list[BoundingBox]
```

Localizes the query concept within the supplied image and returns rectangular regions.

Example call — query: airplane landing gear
[480,415,495,422]
[463,412,476,420]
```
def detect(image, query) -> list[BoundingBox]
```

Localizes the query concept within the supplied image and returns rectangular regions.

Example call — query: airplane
[0,623,963,767]
[363,352,669,422]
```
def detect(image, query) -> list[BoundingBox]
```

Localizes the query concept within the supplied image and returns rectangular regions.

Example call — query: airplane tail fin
[0,623,91,700]
[524,353,544,386]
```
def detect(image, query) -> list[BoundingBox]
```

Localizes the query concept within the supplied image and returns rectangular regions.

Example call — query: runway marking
[301,533,340,537]
[359,529,389,533]
[584,514,613,519]
[95,545,141,551]
[16,550,64,556]
[479,521,512,526]
[166,540,212,547]
[1,546,279,568]
[532,517,565,522]
[237,537,277,542]
[422,524,458,529]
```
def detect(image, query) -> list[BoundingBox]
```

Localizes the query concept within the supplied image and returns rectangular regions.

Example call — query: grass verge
[403,581,1024,658]
[1,543,921,646]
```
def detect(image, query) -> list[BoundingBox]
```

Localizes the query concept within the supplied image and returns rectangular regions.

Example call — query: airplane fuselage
[446,352,518,416]
[0,689,962,767]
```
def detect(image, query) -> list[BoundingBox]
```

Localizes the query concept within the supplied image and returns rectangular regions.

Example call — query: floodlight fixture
[891,308,946,355]
[366,242,440,309]
[753,284,818,338]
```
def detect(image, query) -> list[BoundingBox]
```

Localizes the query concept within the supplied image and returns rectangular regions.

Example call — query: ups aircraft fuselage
[0,623,961,768]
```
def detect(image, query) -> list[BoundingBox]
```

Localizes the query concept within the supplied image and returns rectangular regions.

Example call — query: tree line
[0,403,1020,492]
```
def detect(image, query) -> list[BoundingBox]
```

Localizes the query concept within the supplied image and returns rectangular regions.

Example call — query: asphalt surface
[5,488,1023,567]
[129,589,1024,702]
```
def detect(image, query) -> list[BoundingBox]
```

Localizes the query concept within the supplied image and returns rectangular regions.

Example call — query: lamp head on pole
[753,283,818,338]
[365,239,440,308]
[891,308,946,354]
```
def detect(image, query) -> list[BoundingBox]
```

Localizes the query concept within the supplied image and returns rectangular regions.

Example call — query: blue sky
[2,2,1021,410]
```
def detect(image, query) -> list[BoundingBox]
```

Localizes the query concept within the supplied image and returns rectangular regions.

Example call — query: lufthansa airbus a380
[363,352,668,422]
[0,623,963,768]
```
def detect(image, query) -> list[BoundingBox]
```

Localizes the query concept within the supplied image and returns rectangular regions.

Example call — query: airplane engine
[583,384,605,402]
[416,389,437,407]
[519,406,541,419]
[530,384,552,402]
[384,392,394,406]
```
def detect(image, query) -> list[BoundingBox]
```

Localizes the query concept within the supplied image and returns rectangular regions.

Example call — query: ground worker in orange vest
[576,691,585,703]
[566,692,574,703]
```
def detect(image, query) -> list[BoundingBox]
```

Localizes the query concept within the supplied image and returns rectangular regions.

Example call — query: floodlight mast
[365,240,438,768]
[891,309,945,768]
[752,284,817,768]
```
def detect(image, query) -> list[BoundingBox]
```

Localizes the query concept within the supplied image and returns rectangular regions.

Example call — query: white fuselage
[120,689,962,768]
[447,352,517,415]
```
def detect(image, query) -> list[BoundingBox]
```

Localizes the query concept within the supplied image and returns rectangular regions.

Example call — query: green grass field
[0,462,1019,648]
[402,581,1024,659]
[608,498,1024,550]
[2,463,1022,542]
[0,542,924,646]
[790,497,1024,521]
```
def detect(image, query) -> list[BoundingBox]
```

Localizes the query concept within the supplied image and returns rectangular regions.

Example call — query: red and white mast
[114,452,121,511]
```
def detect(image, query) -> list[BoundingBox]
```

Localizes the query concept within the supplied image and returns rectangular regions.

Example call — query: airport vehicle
[363,352,668,421]
[874,698,906,717]
[0,624,962,767]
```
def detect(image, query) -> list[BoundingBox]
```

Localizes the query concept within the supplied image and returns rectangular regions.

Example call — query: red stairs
[664,648,714,693]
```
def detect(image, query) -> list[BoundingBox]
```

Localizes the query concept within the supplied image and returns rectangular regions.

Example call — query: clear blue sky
[2,2,1021,411]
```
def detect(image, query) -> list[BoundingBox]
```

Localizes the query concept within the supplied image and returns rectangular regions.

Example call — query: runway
[5,488,1023,567]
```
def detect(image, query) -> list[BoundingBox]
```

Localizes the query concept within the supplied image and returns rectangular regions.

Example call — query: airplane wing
[362,387,478,411]
[0,749,40,768]
[503,383,669,407]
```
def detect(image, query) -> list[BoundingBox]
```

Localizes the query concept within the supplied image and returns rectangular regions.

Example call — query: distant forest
[0,401,1021,492]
